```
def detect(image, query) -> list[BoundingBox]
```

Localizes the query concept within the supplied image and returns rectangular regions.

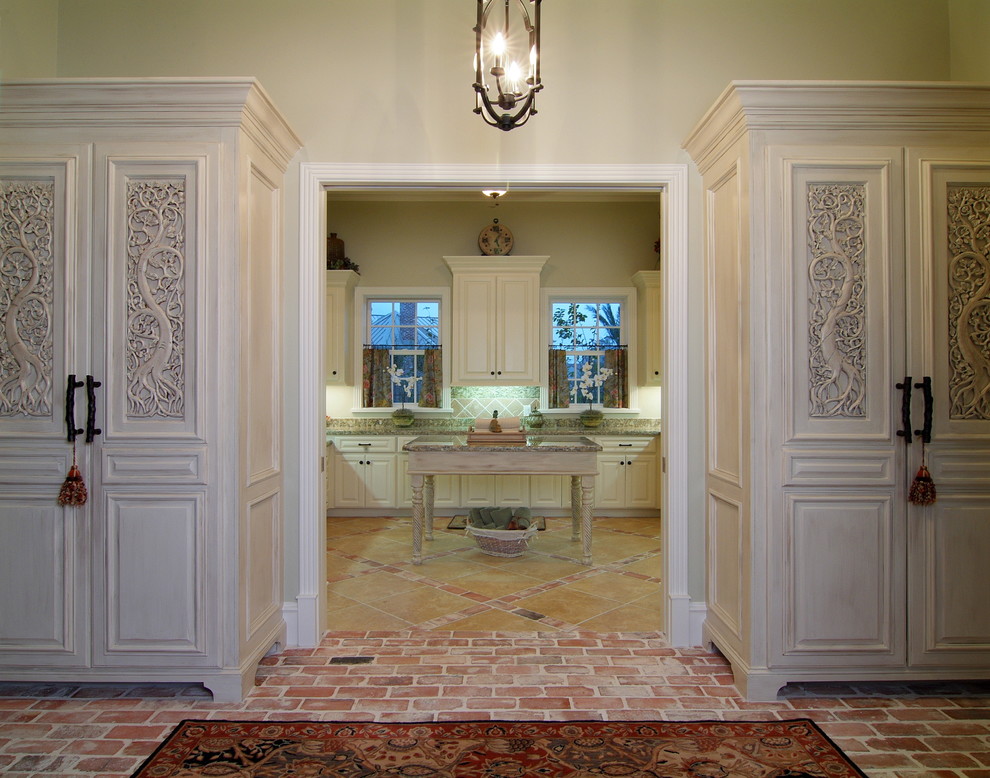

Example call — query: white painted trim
[295,163,693,647]
[689,601,708,648]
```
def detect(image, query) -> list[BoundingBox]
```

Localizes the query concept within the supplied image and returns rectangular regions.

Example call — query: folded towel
[469,506,521,530]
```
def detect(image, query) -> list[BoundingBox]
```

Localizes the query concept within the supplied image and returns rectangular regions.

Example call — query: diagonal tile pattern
[325,515,665,632]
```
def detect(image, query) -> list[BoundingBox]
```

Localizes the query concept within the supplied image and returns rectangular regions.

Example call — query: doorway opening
[294,164,691,647]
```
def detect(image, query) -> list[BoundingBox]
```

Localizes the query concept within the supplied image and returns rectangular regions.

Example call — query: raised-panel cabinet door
[594,454,626,509]
[777,495,902,665]
[768,151,908,667]
[494,474,530,507]
[461,474,496,507]
[454,276,497,381]
[496,275,538,382]
[332,452,367,509]
[623,455,658,508]
[90,149,216,666]
[529,475,563,508]
[907,157,990,667]
[0,153,89,665]
[363,454,396,508]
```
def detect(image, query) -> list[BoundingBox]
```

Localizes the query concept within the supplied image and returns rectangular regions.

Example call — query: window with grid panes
[550,300,623,406]
[366,298,440,406]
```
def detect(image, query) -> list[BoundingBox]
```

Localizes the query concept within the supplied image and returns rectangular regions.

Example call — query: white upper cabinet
[444,256,548,385]
[325,270,359,384]
[632,271,662,385]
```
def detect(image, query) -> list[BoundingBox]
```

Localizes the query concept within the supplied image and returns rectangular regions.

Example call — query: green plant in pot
[387,365,419,428]
[575,363,614,428]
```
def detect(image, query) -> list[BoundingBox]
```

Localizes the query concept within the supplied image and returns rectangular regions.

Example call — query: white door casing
[295,163,693,647]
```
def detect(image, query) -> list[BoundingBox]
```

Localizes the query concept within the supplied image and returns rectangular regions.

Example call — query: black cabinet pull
[64,374,84,442]
[914,376,933,444]
[895,377,913,444]
[85,375,102,443]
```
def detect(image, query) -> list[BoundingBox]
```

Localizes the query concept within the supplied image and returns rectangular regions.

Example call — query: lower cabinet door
[461,475,496,507]
[624,455,659,508]
[530,475,563,508]
[332,453,367,509]
[362,455,396,508]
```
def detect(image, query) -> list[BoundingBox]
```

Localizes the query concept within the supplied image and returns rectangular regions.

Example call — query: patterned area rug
[130,719,866,777]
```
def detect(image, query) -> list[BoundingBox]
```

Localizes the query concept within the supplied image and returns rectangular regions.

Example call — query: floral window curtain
[548,348,570,408]
[362,347,392,407]
[603,347,629,408]
[418,347,442,408]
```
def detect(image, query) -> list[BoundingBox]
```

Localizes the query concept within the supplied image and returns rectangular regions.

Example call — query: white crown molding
[0,78,303,165]
[684,80,990,173]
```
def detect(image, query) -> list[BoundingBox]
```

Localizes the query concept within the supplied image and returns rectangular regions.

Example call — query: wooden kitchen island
[403,435,602,565]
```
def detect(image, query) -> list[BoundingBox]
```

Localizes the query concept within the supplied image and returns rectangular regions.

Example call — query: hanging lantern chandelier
[473,0,542,131]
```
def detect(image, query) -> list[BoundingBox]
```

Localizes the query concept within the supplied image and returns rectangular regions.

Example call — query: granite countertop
[402,434,602,452]
[326,420,660,439]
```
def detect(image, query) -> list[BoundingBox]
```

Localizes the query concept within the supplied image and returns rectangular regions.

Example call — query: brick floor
[1,631,988,777]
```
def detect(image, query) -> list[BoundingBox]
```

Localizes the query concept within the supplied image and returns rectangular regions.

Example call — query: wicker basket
[465,521,539,557]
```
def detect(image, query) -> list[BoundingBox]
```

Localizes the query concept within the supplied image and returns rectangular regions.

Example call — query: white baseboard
[281,602,299,646]
[689,601,707,647]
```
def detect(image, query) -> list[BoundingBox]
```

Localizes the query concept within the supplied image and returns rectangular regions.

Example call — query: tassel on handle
[58,443,88,507]
[908,444,936,506]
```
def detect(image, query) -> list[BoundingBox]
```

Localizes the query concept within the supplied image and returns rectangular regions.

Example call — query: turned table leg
[570,475,581,541]
[580,474,594,566]
[411,473,424,565]
[424,474,435,541]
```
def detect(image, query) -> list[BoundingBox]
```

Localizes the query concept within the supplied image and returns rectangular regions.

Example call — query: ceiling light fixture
[481,188,507,200]
[473,0,542,131]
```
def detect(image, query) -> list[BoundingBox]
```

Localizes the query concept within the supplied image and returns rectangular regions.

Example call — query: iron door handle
[914,376,933,444]
[65,374,85,442]
[895,377,912,444]
[85,375,102,443]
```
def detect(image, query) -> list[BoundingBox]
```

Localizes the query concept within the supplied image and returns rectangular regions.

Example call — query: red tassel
[908,464,936,506]
[58,445,88,506]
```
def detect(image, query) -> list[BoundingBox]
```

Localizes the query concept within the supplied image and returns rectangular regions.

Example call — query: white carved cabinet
[684,82,990,700]
[0,80,300,701]
[444,256,547,385]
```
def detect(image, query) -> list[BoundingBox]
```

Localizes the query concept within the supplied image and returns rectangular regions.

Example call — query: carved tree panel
[0,179,55,418]
[807,183,867,418]
[125,179,186,420]
[946,185,990,421]
[785,157,900,447]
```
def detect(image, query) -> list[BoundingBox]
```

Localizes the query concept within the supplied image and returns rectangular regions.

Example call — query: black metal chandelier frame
[473,0,542,131]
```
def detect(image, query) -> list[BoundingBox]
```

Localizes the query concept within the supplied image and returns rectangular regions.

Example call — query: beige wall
[0,0,58,78]
[326,199,660,288]
[949,0,990,80]
[50,0,953,162]
[7,0,977,605]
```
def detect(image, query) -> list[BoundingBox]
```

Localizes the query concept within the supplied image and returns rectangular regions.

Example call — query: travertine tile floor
[325,515,665,631]
[1,516,987,776]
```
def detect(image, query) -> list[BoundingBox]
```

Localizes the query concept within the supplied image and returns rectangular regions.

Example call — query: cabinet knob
[332,370,337,375]
[653,370,659,375]
[490,371,496,376]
